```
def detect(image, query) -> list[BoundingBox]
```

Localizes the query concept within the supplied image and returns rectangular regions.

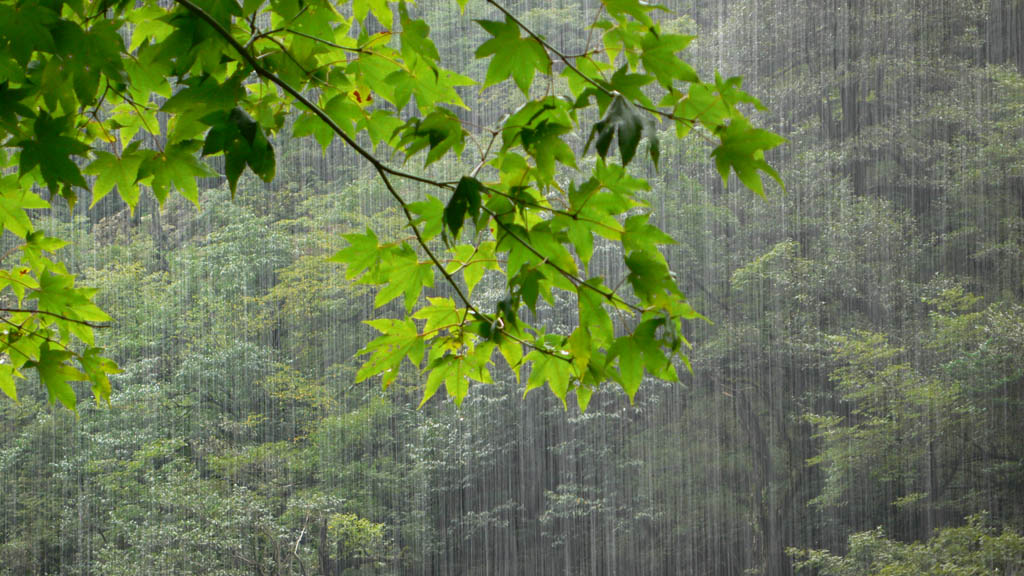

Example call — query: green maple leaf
[353,0,392,29]
[358,109,404,149]
[330,228,380,280]
[0,2,57,64]
[498,333,524,383]
[578,280,615,345]
[604,66,656,110]
[399,3,439,66]
[672,81,729,137]
[374,245,435,312]
[501,98,577,182]
[124,43,173,100]
[51,19,127,104]
[422,342,493,407]
[444,177,482,241]
[357,318,422,389]
[524,350,573,408]
[400,63,474,112]
[475,16,550,94]
[412,297,460,336]
[624,248,679,307]
[20,231,68,275]
[520,119,576,181]
[292,111,336,151]
[528,222,577,274]
[425,351,467,406]
[32,344,86,412]
[138,141,216,207]
[162,75,246,144]
[622,214,676,256]
[78,347,121,405]
[609,336,643,404]
[29,270,112,334]
[395,109,466,166]
[154,9,234,76]
[640,31,698,88]
[0,365,22,402]
[406,196,445,242]
[202,108,276,196]
[447,242,496,297]
[0,81,34,133]
[0,175,49,238]
[711,116,786,196]
[421,354,456,407]
[162,75,244,115]
[16,112,90,195]
[586,94,647,166]
[633,317,681,380]
[603,0,668,26]
[127,4,175,51]
[85,149,144,210]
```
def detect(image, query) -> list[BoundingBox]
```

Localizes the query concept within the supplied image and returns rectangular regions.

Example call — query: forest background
[1,0,1023,575]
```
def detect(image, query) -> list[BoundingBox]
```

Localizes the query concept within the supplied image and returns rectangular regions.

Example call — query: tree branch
[173,0,575,366]
[481,205,645,314]
[0,308,110,329]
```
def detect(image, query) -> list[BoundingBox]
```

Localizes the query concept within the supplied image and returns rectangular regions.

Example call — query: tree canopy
[0,0,782,410]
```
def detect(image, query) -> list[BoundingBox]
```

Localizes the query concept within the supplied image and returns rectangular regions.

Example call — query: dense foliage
[789,514,1024,575]
[0,0,782,410]
[1,0,1022,575]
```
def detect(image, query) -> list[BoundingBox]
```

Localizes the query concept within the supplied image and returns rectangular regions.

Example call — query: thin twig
[481,205,644,314]
[470,131,499,178]
[482,183,623,236]
[0,308,111,328]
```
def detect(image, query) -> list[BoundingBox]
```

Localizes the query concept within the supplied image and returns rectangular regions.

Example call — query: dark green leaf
[475,16,550,94]
[444,177,483,240]
[585,95,646,166]
[202,107,276,196]
[710,116,786,196]
[16,112,90,195]
[32,344,86,412]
